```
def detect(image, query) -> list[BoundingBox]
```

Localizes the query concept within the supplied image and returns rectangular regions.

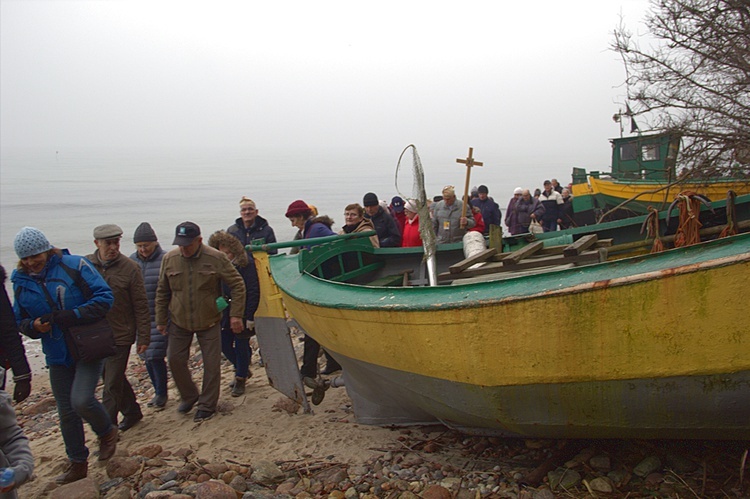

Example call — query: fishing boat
[571,131,750,225]
[252,225,750,440]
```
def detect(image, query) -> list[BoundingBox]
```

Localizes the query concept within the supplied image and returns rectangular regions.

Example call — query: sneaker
[231,377,246,397]
[193,410,214,422]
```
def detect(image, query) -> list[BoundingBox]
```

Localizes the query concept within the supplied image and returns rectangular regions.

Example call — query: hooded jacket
[12,250,114,366]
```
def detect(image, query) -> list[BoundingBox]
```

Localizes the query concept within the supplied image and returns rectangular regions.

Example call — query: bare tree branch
[613,0,750,178]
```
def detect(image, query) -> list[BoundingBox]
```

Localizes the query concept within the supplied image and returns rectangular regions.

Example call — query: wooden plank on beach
[563,234,598,257]
[502,241,544,264]
[449,248,498,274]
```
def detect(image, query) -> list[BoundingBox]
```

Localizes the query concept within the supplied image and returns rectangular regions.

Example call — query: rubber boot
[231,377,246,397]
[55,460,88,484]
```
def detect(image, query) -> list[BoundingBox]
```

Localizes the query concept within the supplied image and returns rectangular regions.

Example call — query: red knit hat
[285,199,310,218]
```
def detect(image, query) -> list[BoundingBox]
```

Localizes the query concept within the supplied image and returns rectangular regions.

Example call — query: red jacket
[469,207,485,234]
[401,216,422,247]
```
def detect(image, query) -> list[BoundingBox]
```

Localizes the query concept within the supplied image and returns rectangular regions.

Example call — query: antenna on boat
[613,104,640,137]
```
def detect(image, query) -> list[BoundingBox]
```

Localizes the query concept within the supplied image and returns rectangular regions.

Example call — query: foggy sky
[0,0,650,168]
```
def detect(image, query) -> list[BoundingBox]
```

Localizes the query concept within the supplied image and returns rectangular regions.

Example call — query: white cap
[513,187,523,195]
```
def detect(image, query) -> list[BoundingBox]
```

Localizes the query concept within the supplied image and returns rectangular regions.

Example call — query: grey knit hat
[14,227,53,259]
[133,222,158,243]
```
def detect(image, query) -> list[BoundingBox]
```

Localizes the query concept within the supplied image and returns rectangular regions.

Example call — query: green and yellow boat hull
[257,234,750,439]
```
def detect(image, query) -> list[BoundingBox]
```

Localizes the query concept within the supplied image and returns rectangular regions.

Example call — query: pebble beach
[14,332,750,498]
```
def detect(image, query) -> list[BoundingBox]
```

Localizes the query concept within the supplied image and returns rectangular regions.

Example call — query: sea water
[1,144,566,269]
[1,144,566,363]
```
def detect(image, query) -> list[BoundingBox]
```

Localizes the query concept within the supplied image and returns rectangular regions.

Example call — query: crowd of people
[3,181,574,491]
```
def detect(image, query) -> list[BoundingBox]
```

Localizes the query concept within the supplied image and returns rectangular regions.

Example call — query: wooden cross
[456,147,483,227]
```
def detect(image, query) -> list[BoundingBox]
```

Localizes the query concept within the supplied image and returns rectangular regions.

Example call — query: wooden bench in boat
[439,235,609,282]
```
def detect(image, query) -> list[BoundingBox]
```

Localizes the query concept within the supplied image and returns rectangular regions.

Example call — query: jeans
[145,358,168,397]
[221,330,251,378]
[542,219,558,232]
[49,360,114,463]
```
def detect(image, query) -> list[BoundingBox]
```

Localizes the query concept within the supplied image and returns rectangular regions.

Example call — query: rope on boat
[672,191,703,248]
[642,207,664,253]
[720,190,738,238]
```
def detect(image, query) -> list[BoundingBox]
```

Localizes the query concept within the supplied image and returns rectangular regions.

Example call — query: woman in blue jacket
[10,227,117,485]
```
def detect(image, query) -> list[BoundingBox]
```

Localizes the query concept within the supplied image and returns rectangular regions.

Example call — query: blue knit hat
[14,227,53,259]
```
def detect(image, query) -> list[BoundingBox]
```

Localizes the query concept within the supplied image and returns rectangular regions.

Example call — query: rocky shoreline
[14,335,750,498]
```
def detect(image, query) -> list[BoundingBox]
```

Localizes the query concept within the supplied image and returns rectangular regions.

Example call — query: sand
[19,343,405,497]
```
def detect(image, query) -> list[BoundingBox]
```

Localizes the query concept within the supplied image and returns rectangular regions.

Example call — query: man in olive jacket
[155,222,245,422]
[88,224,150,432]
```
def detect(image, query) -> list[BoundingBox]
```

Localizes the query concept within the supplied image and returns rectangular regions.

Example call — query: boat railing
[249,231,386,282]
[247,230,377,253]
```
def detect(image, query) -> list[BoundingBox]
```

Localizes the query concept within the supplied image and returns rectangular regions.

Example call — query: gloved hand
[13,379,31,403]
[52,309,78,328]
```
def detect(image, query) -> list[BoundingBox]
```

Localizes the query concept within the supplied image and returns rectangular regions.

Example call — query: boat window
[642,144,660,161]
[668,142,678,160]
[620,143,637,161]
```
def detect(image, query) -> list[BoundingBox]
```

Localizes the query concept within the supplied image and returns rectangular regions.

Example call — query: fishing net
[395,144,436,261]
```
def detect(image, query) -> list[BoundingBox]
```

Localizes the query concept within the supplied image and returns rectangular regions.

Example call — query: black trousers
[300,335,341,378]
[102,344,142,424]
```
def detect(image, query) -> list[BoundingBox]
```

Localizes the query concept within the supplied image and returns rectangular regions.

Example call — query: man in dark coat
[0,265,31,403]
[129,222,168,410]
[362,192,401,247]
[88,224,150,432]
[470,185,502,236]
[227,196,278,254]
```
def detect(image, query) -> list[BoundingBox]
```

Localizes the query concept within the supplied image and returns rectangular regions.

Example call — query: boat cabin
[609,132,680,180]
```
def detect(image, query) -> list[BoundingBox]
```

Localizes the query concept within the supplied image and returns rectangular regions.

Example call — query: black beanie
[133,222,158,243]
[363,192,379,207]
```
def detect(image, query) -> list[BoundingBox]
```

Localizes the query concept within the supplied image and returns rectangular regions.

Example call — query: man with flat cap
[155,222,245,422]
[87,224,150,432]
